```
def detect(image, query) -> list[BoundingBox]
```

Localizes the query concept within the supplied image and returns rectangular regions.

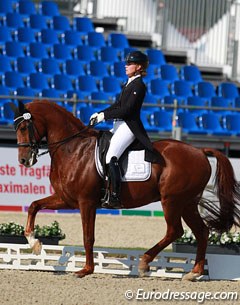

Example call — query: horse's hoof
[138,268,148,277]
[32,239,42,255]
[75,269,93,278]
[182,271,201,281]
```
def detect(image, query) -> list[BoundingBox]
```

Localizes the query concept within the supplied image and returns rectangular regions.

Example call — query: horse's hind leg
[182,202,209,281]
[25,194,69,254]
[139,200,184,276]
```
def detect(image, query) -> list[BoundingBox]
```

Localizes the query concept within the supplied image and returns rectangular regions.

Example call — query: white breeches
[106,121,135,164]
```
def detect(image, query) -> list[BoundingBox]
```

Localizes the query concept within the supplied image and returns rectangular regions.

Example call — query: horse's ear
[18,101,26,114]
[9,102,20,117]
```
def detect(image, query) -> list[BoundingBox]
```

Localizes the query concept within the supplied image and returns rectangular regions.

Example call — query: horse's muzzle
[19,151,38,168]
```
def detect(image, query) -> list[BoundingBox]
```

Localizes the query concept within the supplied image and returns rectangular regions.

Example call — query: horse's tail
[201,148,240,232]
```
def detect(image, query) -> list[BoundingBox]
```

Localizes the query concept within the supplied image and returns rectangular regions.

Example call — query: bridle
[14,112,41,157]
[14,111,93,159]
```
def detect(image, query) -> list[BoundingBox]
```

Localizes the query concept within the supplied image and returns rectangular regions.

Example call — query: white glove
[89,112,105,125]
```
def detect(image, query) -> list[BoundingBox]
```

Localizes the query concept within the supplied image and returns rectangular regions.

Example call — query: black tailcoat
[103,77,161,163]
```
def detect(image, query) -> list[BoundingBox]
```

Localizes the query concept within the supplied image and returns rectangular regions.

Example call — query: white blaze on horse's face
[17,121,38,168]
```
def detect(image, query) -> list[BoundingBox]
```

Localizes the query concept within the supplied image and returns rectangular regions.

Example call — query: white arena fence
[0,243,239,281]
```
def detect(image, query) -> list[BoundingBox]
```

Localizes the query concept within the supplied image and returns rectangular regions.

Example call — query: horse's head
[11,101,40,167]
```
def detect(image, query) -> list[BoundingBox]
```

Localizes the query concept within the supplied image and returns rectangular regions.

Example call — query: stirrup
[101,189,110,206]
[102,193,122,209]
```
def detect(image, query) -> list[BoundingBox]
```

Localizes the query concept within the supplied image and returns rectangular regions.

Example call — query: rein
[37,125,92,157]
[14,112,94,159]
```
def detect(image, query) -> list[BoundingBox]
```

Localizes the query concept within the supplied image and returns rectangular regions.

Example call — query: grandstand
[0,0,240,156]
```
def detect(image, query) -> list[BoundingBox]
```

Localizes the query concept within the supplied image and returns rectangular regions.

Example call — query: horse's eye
[20,126,27,132]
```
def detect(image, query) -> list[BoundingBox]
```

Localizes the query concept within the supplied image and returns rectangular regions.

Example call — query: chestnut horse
[12,100,240,280]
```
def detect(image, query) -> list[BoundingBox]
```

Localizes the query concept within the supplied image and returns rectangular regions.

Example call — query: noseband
[14,112,40,157]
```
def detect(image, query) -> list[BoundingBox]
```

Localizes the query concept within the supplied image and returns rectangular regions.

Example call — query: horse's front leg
[25,194,69,255]
[75,202,96,278]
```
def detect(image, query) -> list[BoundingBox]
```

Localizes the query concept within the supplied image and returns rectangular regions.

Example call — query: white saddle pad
[95,143,151,182]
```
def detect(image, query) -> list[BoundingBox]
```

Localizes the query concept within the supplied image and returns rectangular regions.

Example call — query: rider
[90,50,161,209]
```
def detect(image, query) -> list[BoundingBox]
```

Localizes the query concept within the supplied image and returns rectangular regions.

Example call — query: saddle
[95,131,151,182]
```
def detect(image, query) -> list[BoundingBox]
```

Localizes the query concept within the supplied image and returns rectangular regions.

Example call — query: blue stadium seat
[143,93,160,112]
[40,28,59,47]
[153,110,172,132]
[0,85,11,104]
[162,95,185,113]
[16,56,36,76]
[75,45,96,64]
[2,102,15,123]
[234,97,240,109]
[144,64,159,82]
[225,114,240,136]
[0,1,14,17]
[110,61,127,84]
[18,0,37,17]
[66,89,87,111]
[4,71,24,90]
[0,86,12,123]
[179,65,202,84]
[6,12,24,29]
[171,80,193,98]
[108,33,129,51]
[39,57,61,78]
[86,31,106,50]
[149,79,170,99]
[29,14,48,31]
[100,76,121,98]
[77,75,98,98]
[186,96,208,115]
[42,88,60,98]
[63,30,83,47]
[146,48,166,66]
[41,88,62,104]
[177,112,207,134]
[0,26,12,46]
[28,72,49,93]
[53,74,73,94]
[80,106,111,130]
[140,110,158,132]
[90,91,111,108]
[0,56,12,81]
[27,42,49,62]
[39,1,60,17]
[50,43,72,62]
[201,112,231,136]
[97,46,119,67]
[87,60,109,82]
[194,81,216,101]
[51,15,71,33]
[210,96,233,115]
[160,64,179,84]
[64,59,85,83]
[218,82,239,99]
[73,17,94,34]
[15,86,35,103]
[4,41,24,59]
[15,27,36,47]
[79,106,98,125]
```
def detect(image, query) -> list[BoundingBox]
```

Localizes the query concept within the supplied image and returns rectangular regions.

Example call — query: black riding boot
[101,156,121,209]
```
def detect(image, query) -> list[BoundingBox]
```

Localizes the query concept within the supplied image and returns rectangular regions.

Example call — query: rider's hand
[89,112,105,125]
